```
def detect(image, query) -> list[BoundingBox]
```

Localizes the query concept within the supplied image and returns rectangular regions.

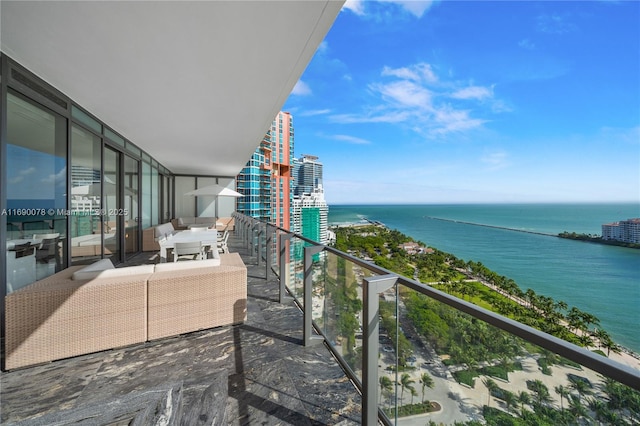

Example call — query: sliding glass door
[124,155,139,256]
[103,147,120,261]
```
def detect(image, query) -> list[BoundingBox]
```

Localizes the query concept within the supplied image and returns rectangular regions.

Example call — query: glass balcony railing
[233,213,640,425]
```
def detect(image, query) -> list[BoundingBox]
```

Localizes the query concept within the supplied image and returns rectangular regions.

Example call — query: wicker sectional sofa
[4,253,247,370]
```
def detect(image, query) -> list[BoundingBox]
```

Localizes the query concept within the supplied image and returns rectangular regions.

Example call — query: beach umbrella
[184,184,243,198]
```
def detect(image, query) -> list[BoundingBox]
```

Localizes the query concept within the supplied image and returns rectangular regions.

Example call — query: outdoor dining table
[158,229,218,262]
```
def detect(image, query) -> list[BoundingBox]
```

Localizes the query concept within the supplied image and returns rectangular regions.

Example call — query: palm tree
[379,376,393,405]
[600,332,621,356]
[529,379,551,407]
[587,396,608,424]
[503,390,518,413]
[555,384,570,411]
[568,394,590,423]
[420,372,434,404]
[482,378,499,407]
[409,385,418,405]
[568,376,592,402]
[399,373,415,404]
[518,391,531,416]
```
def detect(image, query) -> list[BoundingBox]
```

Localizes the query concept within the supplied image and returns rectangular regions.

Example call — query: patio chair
[217,230,229,254]
[173,241,204,262]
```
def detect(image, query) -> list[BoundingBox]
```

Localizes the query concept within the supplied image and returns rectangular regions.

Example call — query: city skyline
[283,0,640,205]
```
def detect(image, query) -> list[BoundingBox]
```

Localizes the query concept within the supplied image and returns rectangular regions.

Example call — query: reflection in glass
[103,148,120,261]
[70,125,102,264]
[141,161,151,229]
[124,155,139,255]
[5,92,67,292]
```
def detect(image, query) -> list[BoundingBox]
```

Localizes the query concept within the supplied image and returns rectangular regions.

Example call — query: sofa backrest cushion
[178,217,197,226]
[98,265,156,278]
[72,264,155,281]
[154,258,221,272]
[71,258,115,280]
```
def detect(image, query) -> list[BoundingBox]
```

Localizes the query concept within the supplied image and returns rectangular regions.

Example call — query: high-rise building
[602,218,640,244]
[236,111,294,230]
[294,154,323,196]
[291,154,329,248]
[235,137,272,222]
[292,188,329,246]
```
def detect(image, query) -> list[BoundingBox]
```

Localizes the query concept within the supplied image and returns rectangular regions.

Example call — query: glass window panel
[124,156,139,254]
[104,128,125,147]
[71,105,101,134]
[175,176,196,218]
[151,167,159,225]
[196,177,216,217]
[125,141,141,157]
[103,147,120,261]
[141,162,151,229]
[5,92,67,292]
[70,124,102,264]
[217,178,237,218]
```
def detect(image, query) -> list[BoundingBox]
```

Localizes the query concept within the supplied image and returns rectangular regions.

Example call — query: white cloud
[518,38,535,50]
[450,86,493,100]
[382,0,436,18]
[481,151,510,170]
[41,167,67,185]
[299,109,332,117]
[332,134,372,145]
[382,63,437,83]
[20,167,36,176]
[330,111,411,124]
[9,176,24,184]
[432,108,487,134]
[537,13,577,35]
[316,40,329,55]
[342,0,437,19]
[342,0,365,16]
[599,126,640,145]
[373,80,433,108]
[291,80,312,96]
[332,62,504,136]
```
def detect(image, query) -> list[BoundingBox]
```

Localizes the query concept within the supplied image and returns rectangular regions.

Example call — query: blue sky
[283,0,640,205]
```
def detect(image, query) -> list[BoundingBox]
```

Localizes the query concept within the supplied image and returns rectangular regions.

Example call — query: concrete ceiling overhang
[1,1,343,176]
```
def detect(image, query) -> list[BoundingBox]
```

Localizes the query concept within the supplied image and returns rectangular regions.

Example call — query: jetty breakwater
[424,216,556,237]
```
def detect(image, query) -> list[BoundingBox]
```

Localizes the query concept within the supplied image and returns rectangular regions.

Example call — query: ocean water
[329,204,640,353]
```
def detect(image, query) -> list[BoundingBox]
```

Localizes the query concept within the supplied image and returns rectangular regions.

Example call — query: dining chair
[173,241,204,262]
[217,231,229,254]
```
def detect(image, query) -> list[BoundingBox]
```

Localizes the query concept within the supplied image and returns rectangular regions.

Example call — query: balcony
[0,230,362,424]
[2,214,639,425]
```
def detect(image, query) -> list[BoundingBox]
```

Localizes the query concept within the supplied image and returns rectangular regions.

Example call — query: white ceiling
[1,1,343,176]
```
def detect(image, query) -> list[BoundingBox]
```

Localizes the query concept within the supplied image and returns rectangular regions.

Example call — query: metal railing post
[255,223,264,267]
[279,233,293,304]
[303,245,324,347]
[265,224,272,279]
[362,274,397,426]
[249,221,260,261]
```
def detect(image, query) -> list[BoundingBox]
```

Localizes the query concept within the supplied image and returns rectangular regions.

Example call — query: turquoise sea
[328,204,640,353]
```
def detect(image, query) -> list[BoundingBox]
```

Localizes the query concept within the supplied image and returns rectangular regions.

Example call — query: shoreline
[330,220,640,364]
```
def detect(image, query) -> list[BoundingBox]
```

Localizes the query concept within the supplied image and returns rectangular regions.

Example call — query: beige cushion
[154,258,220,272]
[71,259,114,280]
[98,265,155,278]
[72,262,155,281]
[178,217,197,226]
